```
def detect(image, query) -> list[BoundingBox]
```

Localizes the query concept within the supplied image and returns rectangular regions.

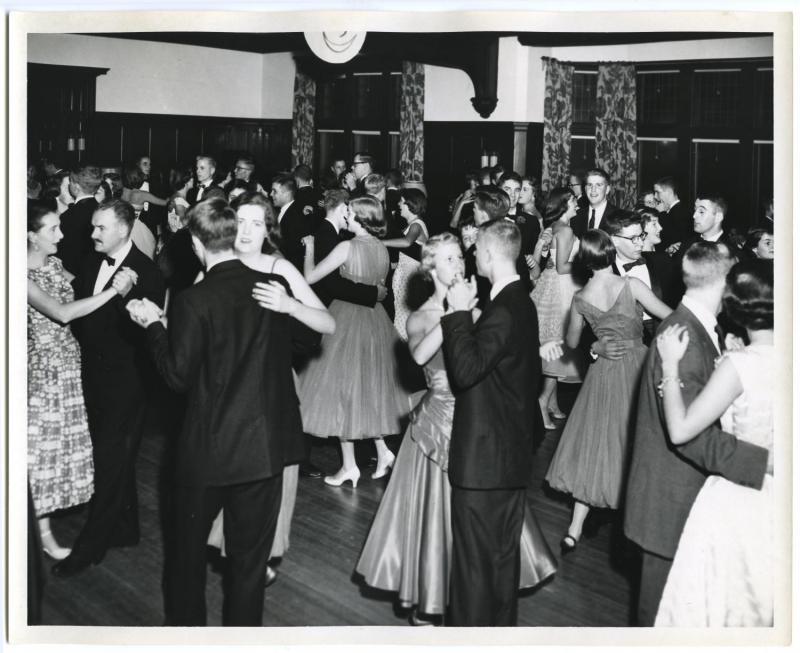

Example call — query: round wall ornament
[304,31,367,64]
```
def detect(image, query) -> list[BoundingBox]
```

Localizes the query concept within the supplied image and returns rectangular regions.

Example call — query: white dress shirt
[277,200,294,225]
[93,239,133,296]
[588,201,608,230]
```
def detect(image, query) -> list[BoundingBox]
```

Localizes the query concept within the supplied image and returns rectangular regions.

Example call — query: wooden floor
[38,385,641,628]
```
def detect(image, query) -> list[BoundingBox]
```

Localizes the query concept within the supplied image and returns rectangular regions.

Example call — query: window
[754,68,773,130]
[570,136,595,177]
[637,139,679,192]
[636,71,679,126]
[691,69,740,129]
[572,71,598,126]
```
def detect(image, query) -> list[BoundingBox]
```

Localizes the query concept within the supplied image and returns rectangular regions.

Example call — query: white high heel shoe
[324,466,360,488]
[371,451,396,479]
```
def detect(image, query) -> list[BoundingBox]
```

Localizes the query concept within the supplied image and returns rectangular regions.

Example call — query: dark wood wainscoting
[89,112,293,180]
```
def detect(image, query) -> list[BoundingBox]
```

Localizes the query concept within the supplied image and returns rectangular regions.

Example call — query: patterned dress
[656,345,774,627]
[392,218,429,342]
[27,256,94,516]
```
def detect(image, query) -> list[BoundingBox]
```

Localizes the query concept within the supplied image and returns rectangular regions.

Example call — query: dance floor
[38,385,638,627]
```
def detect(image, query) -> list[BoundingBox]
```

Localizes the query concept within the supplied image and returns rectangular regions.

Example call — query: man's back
[147,259,315,486]
[57,197,98,275]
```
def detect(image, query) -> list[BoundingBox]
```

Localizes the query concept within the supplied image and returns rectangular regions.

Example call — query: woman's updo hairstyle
[28,200,55,234]
[419,232,460,281]
[349,196,387,238]
[542,187,574,229]
[721,259,773,331]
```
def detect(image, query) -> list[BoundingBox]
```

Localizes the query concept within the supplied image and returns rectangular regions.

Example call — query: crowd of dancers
[26,152,775,627]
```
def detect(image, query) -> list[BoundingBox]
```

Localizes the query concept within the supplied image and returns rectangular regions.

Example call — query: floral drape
[290,69,316,168]
[399,61,425,181]
[541,58,574,194]
[595,63,638,210]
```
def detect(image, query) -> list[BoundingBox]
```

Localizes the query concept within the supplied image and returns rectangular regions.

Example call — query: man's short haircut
[272,173,297,195]
[69,165,102,195]
[474,186,510,221]
[363,173,386,196]
[584,168,611,185]
[196,155,217,170]
[601,210,643,237]
[385,168,403,188]
[681,241,736,290]
[575,229,617,272]
[322,189,349,213]
[237,156,255,169]
[97,198,136,233]
[497,171,522,187]
[203,186,227,202]
[353,152,374,168]
[477,218,521,262]
[187,198,238,252]
[490,164,505,180]
[695,191,728,217]
[293,164,313,184]
[654,176,679,197]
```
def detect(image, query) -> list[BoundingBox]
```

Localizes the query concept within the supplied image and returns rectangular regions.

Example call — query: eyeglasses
[614,233,646,243]
[235,166,253,172]
[352,161,368,166]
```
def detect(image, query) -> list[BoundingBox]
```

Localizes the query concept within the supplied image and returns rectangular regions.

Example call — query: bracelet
[657,375,684,397]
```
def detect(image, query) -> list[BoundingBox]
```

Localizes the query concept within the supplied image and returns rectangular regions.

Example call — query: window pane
[570,138,596,180]
[315,131,346,179]
[754,69,773,131]
[316,76,348,126]
[353,74,384,126]
[691,70,740,128]
[388,74,402,125]
[388,133,400,170]
[637,140,679,194]
[753,143,773,223]
[352,133,384,168]
[693,141,740,219]
[637,72,679,126]
[572,73,597,125]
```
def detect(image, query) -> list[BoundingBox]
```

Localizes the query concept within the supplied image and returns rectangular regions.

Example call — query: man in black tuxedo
[602,211,682,344]
[624,241,770,625]
[293,163,322,229]
[52,200,165,577]
[570,168,621,239]
[127,198,320,626]
[271,173,311,271]
[186,155,218,206]
[441,219,542,626]
[653,176,692,255]
[344,151,374,196]
[56,165,101,275]
[675,192,743,261]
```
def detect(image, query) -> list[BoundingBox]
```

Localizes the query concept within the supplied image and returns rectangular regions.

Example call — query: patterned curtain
[541,58,574,194]
[290,69,316,168]
[399,61,425,181]
[595,63,638,210]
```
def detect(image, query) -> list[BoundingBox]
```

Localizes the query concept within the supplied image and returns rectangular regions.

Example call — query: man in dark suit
[624,241,771,626]
[271,173,311,271]
[56,164,101,275]
[186,155,218,206]
[653,176,692,255]
[441,219,542,626]
[570,168,621,238]
[293,163,322,229]
[127,198,320,626]
[52,199,165,577]
[602,211,682,344]
[675,192,743,261]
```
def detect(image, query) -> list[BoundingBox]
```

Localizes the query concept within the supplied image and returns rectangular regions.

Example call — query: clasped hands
[112,267,138,297]
[445,273,478,312]
[126,297,164,328]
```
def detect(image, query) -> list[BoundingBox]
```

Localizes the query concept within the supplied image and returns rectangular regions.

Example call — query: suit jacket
[656,200,693,251]
[441,280,542,489]
[504,216,535,293]
[278,201,312,271]
[146,259,321,487]
[186,182,218,206]
[571,202,620,239]
[57,197,98,276]
[613,252,682,310]
[72,243,165,399]
[295,185,323,230]
[675,230,743,262]
[623,304,768,559]
[312,220,378,308]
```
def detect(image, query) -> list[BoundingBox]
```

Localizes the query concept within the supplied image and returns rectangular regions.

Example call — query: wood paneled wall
[88,112,293,181]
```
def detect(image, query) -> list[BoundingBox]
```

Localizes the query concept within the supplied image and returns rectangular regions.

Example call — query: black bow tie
[622,259,645,272]
[102,255,117,267]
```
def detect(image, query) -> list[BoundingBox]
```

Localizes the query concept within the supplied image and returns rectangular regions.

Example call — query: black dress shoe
[299,461,322,478]
[264,565,278,588]
[51,553,94,578]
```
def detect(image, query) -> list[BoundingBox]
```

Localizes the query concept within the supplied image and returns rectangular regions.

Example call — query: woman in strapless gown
[655,260,774,627]
[530,188,586,429]
[356,233,557,624]
[545,230,671,552]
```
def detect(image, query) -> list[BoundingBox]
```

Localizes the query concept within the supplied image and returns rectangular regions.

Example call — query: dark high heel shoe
[559,534,579,555]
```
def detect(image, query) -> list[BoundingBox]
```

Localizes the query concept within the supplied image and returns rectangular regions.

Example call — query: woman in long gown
[206,191,334,585]
[530,188,585,428]
[356,233,558,624]
[545,230,671,552]
[299,195,414,487]
[655,260,774,627]
[383,188,429,341]
[27,201,136,559]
